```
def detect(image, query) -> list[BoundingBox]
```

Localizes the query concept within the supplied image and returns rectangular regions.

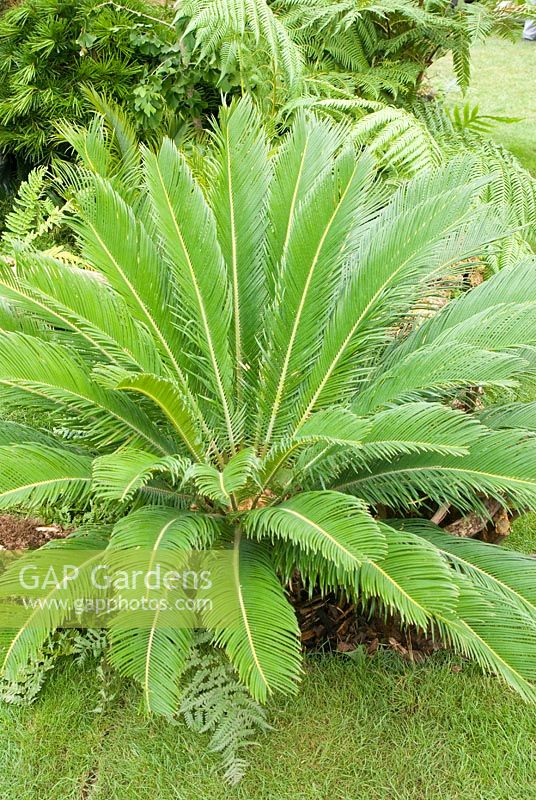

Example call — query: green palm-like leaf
[360,402,485,458]
[0,444,92,509]
[189,448,259,505]
[208,97,271,389]
[295,407,372,447]
[259,147,378,446]
[109,621,194,717]
[93,450,190,503]
[405,520,536,624]
[0,421,63,447]
[142,139,237,450]
[265,112,349,272]
[245,491,386,569]
[479,401,536,432]
[436,577,536,703]
[340,431,536,513]
[422,257,536,341]
[380,256,536,363]
[110,506,220,551]
[204,539,301,701]
[0,534,108,679]
[357,525,459,628]
[107,509,217,715]
[354,344,524,415]
[74,177,187,385]
[0,253,163,374]
[292,160,500,423]
[0,332,173,454]
[116,373,206,462]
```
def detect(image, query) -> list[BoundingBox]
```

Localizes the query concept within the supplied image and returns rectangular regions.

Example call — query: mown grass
[1,651,535,800]
[428,35,536,174]
[507,513,536,553]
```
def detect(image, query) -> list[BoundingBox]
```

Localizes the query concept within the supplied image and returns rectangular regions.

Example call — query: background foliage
[0,0,215,168]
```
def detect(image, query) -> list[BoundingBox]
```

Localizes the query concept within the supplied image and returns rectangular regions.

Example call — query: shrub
[0,0,200,164]
[0,0,522,175]
[0,100,536,712]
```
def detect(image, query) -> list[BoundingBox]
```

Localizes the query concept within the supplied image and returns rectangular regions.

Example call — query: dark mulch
[0,515,67,550]
[292,584,442,662]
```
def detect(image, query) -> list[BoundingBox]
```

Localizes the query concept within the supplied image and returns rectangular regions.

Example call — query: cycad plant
[1,99,536,711]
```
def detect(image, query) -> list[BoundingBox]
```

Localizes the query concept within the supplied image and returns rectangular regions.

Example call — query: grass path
[428,36,536,174]
[1,653,535,800]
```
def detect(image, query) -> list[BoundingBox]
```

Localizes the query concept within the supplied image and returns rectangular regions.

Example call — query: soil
[291,583,443,662]
[0,515,67,550]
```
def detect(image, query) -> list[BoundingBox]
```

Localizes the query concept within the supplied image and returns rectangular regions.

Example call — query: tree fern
[414,99,536,271]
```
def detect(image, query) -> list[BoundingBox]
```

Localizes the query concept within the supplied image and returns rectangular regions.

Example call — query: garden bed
[0,515,66,550]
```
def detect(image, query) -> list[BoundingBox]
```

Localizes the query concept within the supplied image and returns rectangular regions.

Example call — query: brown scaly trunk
[431,500,515,544]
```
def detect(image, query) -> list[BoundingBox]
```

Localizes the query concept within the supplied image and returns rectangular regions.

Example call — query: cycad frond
[116,373,208,462]
[204,539,302,701]
[361,402,484,458]
[73,176,188,386]
[358,525,459,629]
[142,140,237,450]
[437,577,536,703]
[479,402,536,432]
[0,534,108,679]
[190,448,259,505]
[244,491,386,568]
[0,253,164,374]
[293,160,501,422]
[93,450,190,503]
[107,508,220,714]
[208,98,271,391]
[294,407,372,447]
[354,344,523,415]
[109,621,194,717]
[0,444,91,509]
[258,146,378,446]
[110,507,220,550]
[407,520,536,624]
[0,332,173,454]
[340,431,536,514]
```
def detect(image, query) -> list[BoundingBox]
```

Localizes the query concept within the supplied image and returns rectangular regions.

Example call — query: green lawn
[506,512,536,553]
[1,652,535,800]
[428,36,536,174]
